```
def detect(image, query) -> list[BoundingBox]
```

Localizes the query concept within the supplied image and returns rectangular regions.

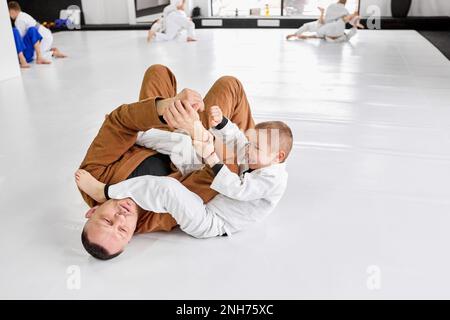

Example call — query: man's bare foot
[75,169,107,203]
[36,57,51,64]
[186,37,197,42]
[147,30,156,42]
[20,63,30,68]
[51,48,67,58]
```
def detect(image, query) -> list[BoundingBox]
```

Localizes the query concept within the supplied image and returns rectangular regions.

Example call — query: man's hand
[163,100,200,135]
[209,105,223,127]
[175,88,204,112]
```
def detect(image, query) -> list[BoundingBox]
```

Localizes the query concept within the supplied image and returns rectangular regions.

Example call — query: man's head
[245,121,293,170]
[8,1,21,20]
[338,0,347,5]
[81,198,140,260]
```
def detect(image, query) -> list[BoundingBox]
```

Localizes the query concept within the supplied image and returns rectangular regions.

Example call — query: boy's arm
[318,7,325,24]
[210,117,248,167]
[210,164,274,201]
[136,128,203,175]
[80,98,168,181]
[203,153,272,201]
[210,117,247,143]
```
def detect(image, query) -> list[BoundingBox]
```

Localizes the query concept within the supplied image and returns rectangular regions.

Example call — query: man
[77,64,255,260]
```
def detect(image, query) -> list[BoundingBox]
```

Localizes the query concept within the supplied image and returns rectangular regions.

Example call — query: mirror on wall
[135,0,170,18]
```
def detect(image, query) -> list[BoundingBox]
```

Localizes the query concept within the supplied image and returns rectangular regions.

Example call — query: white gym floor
[1,29,450,299]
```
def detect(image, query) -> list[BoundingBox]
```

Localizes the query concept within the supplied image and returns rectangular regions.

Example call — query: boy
[9,1,66,64]
[76,106,292,238]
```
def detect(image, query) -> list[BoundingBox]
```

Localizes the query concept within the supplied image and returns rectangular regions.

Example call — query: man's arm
[136,128,203,176]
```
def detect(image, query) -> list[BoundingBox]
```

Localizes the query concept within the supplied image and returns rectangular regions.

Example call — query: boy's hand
[209,105,223,127]
[193,132,215,159]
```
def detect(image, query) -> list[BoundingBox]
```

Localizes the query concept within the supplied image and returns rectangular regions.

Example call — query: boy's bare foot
[75,169,107,203]
[287,34,304,40]
[36,57,51,64]
[186,37,197,42]
[147,30,156,42]
[51,48,67,58]
[20,63,30,68]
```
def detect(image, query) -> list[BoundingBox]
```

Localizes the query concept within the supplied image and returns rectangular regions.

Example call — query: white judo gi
[294,3,354,40]
[107,120,289,238]
[14,11,53,59]
[153,9,196,41]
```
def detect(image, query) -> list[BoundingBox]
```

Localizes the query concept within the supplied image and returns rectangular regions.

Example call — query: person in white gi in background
[286,0,364,42]
[8,1,66,64]
[75,105,293,238]
[147,0,197,43]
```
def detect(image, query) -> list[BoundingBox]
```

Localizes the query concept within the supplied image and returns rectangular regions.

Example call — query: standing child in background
[8,1,67,65]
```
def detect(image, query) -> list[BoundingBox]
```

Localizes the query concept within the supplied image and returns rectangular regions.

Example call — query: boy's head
[176,0,185,11]
[245,121,293,170]
[338,0,347,5]
[8,1,21,19]
[81,198,140,260]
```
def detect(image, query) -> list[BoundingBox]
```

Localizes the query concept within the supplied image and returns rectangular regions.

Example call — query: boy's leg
[37,25,54,59]
[12,28,30,67]
[108,176,227,238]
[287,21,320,39]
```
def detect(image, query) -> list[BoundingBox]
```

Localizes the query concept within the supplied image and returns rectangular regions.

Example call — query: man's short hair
[81,229,123,260]
[255,121,293,161]
[8,1,21,11]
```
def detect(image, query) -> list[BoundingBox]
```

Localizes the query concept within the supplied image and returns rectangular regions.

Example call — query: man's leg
[108,176,227,238]
[139,64,177,100]
[80,64,177,197]
[179,76,256,204]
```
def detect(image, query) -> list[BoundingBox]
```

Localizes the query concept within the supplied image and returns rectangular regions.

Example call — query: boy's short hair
[8,1,21,11]
[255,121,293,161]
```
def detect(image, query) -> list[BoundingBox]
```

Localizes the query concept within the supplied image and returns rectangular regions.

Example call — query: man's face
[84,198,139,255]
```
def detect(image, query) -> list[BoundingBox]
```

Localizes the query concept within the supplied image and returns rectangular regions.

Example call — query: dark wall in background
[8,0,84,24]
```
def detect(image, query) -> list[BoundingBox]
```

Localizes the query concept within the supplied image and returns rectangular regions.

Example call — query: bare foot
[75,169,106,203]
[36,57,51,64]
[186,37,197,42]
[51,48,67,58]
[286,34,302,40]
[147,30,156,42]
[286,34,296,40]
[20,62,30,68]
